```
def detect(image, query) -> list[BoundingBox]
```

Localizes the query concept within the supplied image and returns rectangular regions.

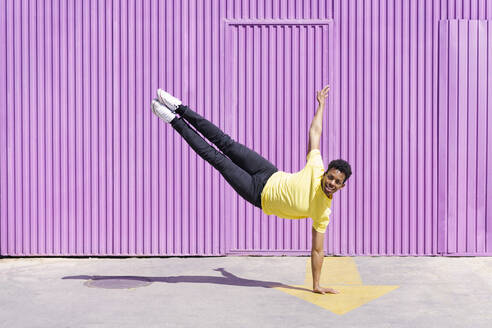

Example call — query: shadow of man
[63,267,310,292]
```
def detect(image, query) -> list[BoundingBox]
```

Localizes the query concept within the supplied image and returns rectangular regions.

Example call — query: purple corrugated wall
[0,0,491,256]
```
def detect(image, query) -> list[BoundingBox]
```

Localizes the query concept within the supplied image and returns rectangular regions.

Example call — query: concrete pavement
[0,256,491,328]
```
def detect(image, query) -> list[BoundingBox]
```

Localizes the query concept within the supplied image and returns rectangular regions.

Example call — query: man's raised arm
[307,85,330,155]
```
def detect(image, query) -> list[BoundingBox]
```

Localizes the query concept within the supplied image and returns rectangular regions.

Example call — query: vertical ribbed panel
[221,0,492,256]
[326,0,492,256]
[224,21,333,254]
[0,0,228,256]
[1,1,492,256]
[438,20,492,255]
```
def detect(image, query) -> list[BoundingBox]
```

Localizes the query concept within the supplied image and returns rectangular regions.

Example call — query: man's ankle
[175,105,186,115]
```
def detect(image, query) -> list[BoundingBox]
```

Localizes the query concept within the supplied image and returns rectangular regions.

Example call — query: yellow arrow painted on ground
[273,257,399,315]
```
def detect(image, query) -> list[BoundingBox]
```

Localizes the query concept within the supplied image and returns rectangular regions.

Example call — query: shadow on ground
[62,267,311,291]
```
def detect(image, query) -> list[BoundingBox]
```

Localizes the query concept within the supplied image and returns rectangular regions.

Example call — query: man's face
[321,168,346,197]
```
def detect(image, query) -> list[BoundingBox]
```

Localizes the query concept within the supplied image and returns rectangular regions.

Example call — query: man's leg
[170,117,260,207]
[175,105,277,176]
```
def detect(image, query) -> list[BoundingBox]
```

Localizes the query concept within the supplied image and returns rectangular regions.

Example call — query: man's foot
[151,98,176,123]
[157,88,182,112]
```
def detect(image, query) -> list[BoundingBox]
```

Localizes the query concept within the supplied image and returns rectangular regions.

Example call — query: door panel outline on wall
[437,20,492,256]
[221,20,334,255]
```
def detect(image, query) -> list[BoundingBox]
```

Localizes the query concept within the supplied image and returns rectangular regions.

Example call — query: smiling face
[321,168,346,198]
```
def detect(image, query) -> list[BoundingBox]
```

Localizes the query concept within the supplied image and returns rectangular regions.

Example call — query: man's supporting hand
[313,286,340,295]
[311,248,340,295]
[311,226,340,295]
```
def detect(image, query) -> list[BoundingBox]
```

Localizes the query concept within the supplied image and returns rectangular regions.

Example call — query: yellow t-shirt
[260,149,333,233]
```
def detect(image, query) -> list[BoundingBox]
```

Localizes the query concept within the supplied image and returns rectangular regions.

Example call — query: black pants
[170,105,278,209]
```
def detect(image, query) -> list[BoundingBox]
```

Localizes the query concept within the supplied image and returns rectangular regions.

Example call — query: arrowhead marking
[273,257,399,315]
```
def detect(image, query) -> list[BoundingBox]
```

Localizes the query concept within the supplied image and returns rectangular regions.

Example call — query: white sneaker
[157,88,182,112]
[152,98,176,123]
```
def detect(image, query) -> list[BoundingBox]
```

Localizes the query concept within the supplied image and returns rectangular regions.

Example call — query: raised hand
[316,84,330,106]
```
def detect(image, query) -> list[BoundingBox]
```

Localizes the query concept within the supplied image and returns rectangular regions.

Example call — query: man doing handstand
[151,85,352,295]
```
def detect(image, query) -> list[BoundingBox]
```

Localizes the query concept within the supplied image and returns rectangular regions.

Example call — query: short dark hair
[326,159,352,183]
